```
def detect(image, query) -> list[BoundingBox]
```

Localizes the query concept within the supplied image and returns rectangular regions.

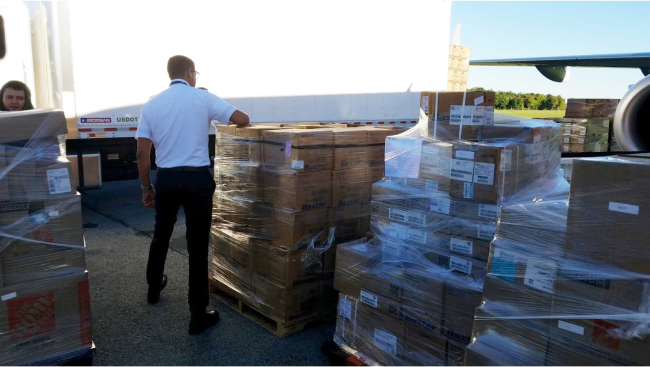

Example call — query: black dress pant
[146,167,215,312]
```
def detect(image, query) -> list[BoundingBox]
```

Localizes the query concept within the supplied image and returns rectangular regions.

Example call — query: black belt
[158,166,209,172]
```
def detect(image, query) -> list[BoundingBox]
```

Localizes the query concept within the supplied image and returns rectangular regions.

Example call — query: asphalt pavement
[81,173,335,366]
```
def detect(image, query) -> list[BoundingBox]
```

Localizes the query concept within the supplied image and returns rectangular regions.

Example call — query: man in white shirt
[135,55,249,335]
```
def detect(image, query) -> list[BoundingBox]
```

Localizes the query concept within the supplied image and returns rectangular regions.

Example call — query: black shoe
[188,310,220,335]
[147,274,168,304]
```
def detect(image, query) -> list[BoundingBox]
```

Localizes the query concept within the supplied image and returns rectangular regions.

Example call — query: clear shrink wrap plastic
[333,99,571,366]
[0,110,91,365]
[211,124,405,324]
[468,153,650,366]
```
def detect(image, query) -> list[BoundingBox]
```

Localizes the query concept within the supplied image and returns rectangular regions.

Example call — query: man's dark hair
[167,55,195,80]
[0,80,34,111]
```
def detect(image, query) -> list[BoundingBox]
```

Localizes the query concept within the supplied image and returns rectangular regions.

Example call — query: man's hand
[142,188,155,208]
[229,110,251,128]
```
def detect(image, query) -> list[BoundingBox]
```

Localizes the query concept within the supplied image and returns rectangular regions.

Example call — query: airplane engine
[614,74,650,151]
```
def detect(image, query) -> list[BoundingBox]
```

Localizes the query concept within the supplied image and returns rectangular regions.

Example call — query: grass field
[496,109,565,119]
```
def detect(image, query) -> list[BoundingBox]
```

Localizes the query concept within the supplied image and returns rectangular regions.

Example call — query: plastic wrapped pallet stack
[556,117,611,153]
[0,110,92,365]
[332,101,567,366]
[211,124,404,331]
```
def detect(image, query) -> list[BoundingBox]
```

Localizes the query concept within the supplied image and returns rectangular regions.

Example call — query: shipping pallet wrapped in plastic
[210,124,405,329]
[332,100,569,365]
[0,110,92,365]
[468,153,650,366]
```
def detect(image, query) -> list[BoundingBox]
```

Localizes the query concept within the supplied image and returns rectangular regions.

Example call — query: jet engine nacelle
[614,74,650,151]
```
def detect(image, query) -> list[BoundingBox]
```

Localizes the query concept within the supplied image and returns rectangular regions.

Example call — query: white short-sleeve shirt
[135,79,236,168]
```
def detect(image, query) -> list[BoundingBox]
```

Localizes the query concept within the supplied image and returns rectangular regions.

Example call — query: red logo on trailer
[593,320,620,350]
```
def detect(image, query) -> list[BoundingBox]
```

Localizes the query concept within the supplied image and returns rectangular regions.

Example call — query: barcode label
[563,136,570,143]
[450,256,473,274]
[450,238,473,255]
[430,197,451,215]
[422,95,429,113]
[450,105,475,125]
[463,182,473,199]
[500,150,512,171]
[291,160,305,169]
[425,180,439,191]
[46,168,72,195]
[386,223,408,241]
[285,141,292,157]
[382,239,402,257]
[374,329,398,356]
[455,150,475,160]
[477,223,497,240]
[608,202,639,215]
[389,208,408,222]
[524,261,557,294]
[579,130,586,136]
[406,211,427,226]
[479,204,499,219]
[360,290,378,308]
[407,228,427,244]
[525,144,543,164]
[473,162,495,185]
[451,159,474,182]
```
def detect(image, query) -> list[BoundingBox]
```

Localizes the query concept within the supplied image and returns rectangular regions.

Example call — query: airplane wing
[470,52,650,82]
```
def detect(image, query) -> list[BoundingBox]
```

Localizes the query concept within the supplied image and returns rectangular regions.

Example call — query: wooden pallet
[210,279,336,337]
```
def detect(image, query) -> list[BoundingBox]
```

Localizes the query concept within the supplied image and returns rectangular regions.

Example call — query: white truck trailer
[0,0,452,186]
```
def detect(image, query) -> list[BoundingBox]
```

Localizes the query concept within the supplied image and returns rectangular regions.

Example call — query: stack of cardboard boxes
[420,91,495,141]
[556,118,611,153]
[466,155,650,365]
[447,45,471,92]
[332,103,563,365]
[556,98,620,153]
[0,110,91,365]
[211,124,404,326]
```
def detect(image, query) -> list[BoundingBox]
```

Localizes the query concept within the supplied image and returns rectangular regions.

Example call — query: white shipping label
[430,197,451,215]
[382,239,403,258]
[339,299,353,320]
[477,223,497,240]
[422,95,429,114]
[479,204,500,219]
[407,228,427,245]
[374,329,398,356]
[608,202,640,215]
[46,168,72,195]
[500,150,512,172]
[450,105,482,126]
[450,256,473,274]
[524,261,557,294]
[450,238,473,255]
[451,159,474,182]
[389,208,408,223]
[494,248,518,261]
[525,144,543,165]
[580,130,586,136]
[473,162,495,185]
[291,160,305,169]
[472,106,486,125]
[1,292,17,301]
[387,222,409,241]
[463,182,474,199]
[558,321,584,335]
[439,157,452,178]
[456,150,475,160]
[406,211,427,227]
[564,129,571,135]
[484,107,494,126]
[29,213,48,225]
[534,133,542,144]
[360,290,379,308]
[474,95,485,106]
[578,138,585,144]
[285,141,292,157]
[563,136,570,144]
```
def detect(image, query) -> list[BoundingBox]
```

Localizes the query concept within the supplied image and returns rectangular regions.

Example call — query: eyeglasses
[190,69,200,80]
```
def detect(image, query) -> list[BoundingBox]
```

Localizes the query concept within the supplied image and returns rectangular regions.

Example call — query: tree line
[469,87,566,110]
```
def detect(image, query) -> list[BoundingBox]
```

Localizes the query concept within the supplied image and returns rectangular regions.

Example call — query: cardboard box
[5,156,74,200]
[426,91,495,140]
[487,243,559,295]
[332,129,369,171]
[360,265,406,303]
[465,329,548,366]
[371,180,431,211]
[216,125,277,162]
[329,205,369,244]
[212,254,253,294]
[261,129,334,171]
[0,272,92,365]
[261,169,331,211]
[565,98,619,118]
[449,141,530,204]
[332,168,370,208]
[252,274,327,322]
[441,273,484,345]
[401,267,446,332]
[419,140,452,191]
[0,194,85,286]
[251,242,322,288]
[333,238,382,298]
[564,156,650,274]
[0,109,68,144]
[335,293,358,345]
[67,154,102,190]
[404,324,447,366]
[354,301,407,365]
[264,207,329,250]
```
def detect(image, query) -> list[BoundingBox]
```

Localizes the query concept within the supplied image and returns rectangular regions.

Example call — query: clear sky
[451,1,650,99]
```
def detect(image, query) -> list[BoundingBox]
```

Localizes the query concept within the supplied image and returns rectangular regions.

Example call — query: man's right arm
[229,110,250,127]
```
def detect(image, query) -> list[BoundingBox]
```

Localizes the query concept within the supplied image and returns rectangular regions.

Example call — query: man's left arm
[136,138,155,208]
